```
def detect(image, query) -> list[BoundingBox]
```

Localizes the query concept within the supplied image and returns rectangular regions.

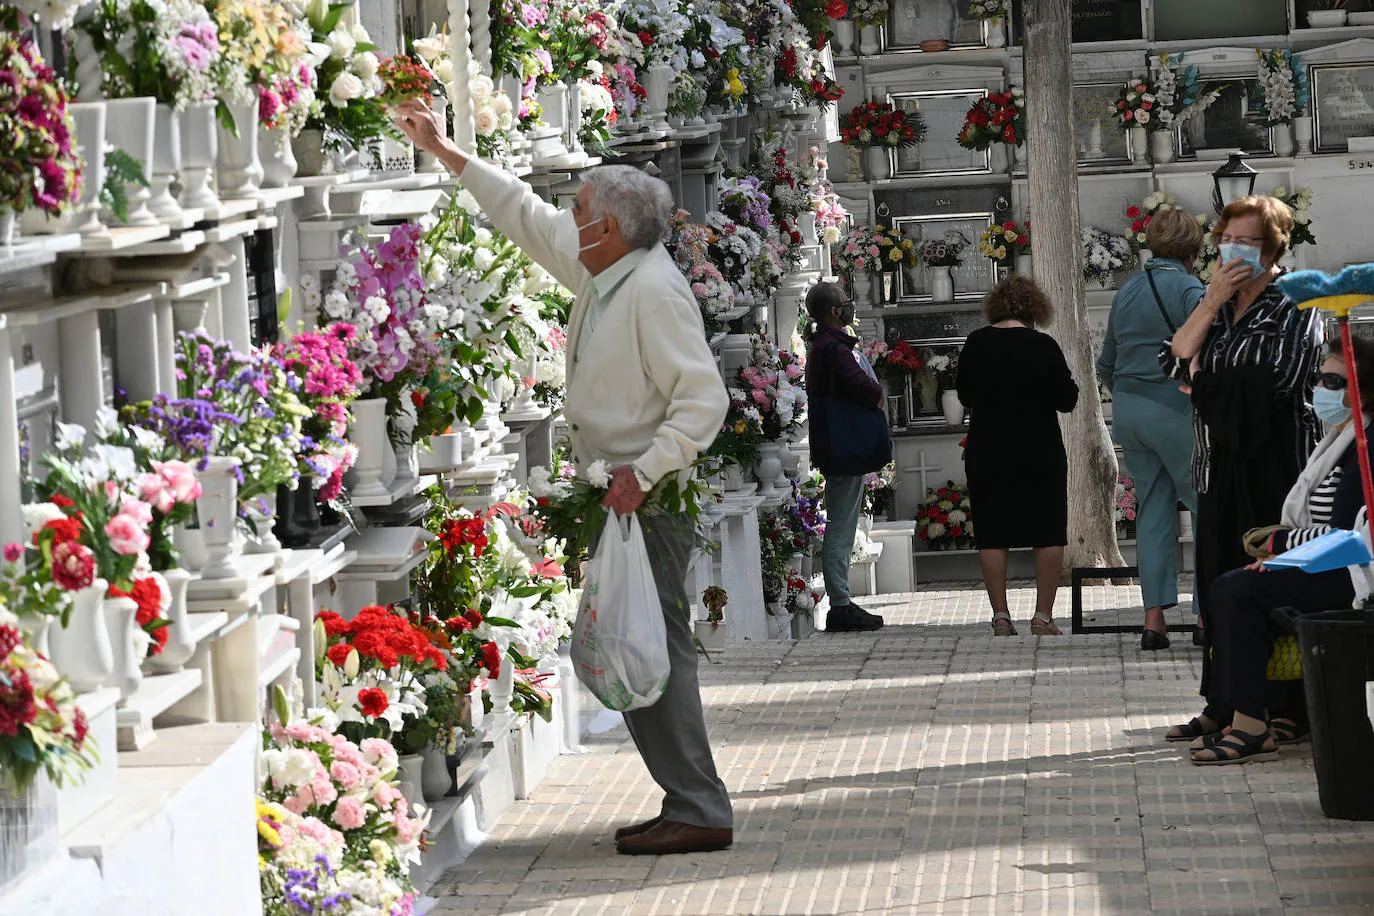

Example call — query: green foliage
[100,149,149,225]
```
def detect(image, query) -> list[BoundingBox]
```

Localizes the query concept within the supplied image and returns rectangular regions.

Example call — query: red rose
[326,643,355,668]
[480,640,502,678]
[1132,220,1146,233]
[445,615,473,633]
[824,0,848,17]
[50,541,95,591]
[1126,205,1142,218]
[636,30,652,46]
[358,688,389,718]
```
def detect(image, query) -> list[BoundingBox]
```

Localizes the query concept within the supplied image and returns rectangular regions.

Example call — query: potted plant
[696,585,729,651]
[918,231,968,303]
[839,100,924,182]
[958,89,1025,173]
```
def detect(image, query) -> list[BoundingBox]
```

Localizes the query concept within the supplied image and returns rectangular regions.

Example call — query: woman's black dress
[957,326,1079,548]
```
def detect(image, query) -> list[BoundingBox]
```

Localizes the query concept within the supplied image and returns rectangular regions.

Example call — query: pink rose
[868,245,880,257]
[2,542,22,563]
[752,390,771,407]
[155,460,202,504]
[330,760,362,790]
[104,513,150,556]
[118,498,153,527]
[854,257,866,270]
[136,473,174,514]
[332,796,366,830]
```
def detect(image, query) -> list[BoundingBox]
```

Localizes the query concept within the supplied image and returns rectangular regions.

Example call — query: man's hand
[392,99,466,168]
[602,466,647,515]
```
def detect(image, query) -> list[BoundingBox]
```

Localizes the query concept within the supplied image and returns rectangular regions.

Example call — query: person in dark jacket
[958,276,1079,636]
[804,282,886,633]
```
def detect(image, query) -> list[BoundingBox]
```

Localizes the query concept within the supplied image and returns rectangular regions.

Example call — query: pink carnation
[104,512,150,556]
[332,796,366,830]
[330,760,362,790]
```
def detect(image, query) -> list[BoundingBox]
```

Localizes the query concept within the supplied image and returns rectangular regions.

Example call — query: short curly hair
[983,275,1053,328]
[1215,195,1294,264]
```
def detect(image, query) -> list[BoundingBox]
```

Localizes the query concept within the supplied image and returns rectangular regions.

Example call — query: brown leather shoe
[616,820,733,855]
[613,814,662,842]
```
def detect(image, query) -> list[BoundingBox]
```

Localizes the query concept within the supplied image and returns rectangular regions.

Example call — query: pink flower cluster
[135,459,202,514]
[0,30,81,216]
[281,324,363,499]
[104,498,153,556]
[260,63,315,134]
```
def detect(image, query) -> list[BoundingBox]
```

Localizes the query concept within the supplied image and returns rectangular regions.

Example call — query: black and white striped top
[1284,465,1344,550]
[1191,277,1324,492]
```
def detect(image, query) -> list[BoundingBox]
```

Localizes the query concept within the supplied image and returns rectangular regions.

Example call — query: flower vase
[179,101,220,210]
[850,271,873,305]
[396,753,423,806]
[47,580,113,693]
[149,104,183,220]
[881,271,899,305]
[1016,253,1034,277]
[798,210,818,246]
[763,441,792,492]
[460,682,484,732]
[172,298,208,333]
[538,81,568,134]
[392,441,418,484]
[104,594,144,704]
[831,18,855,55]
[421,742,453,800]
[0,770,58,891]
[929,266,955,302]
[1013,142,1026,170]
[1295,116,1313,156]
[1149,128,1177,164]
[293,127,330,178]
[985,16,1007,47]
[941,390,965,425]
[858,24,881,56]
[216,96,263,198]
[1272,123,1295,158]
[67,101,107,233]
[0,211,13,247]
[1129,126,1148,165]
[753,452,784,498]
[694,619,728,650]
[416,96,449,173]
[259,124,298,188]
[489,659,514,717]
[348,397,390,499]
[103,97,158,226]
[645,66,673,133]
[244,490,282,555]
[195,456,243,580]
[861,146,892,181]
[723,464,746,491]
[146,569,194,674]
[989,142,1009,174]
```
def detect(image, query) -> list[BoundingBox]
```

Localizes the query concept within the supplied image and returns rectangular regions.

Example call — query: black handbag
[1148,268,1190,382]
[809,344,892,477]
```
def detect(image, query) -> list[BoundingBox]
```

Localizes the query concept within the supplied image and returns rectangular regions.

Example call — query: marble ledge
[0,282,162,327]
[892,423,967,439]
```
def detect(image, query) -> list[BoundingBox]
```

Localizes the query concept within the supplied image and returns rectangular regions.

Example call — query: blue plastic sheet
[1262,528,1374,574]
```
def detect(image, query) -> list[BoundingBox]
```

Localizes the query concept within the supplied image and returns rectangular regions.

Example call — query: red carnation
[0,667,36,736]
[50,541,95,591]
[636,30,652,46]
[39,515,85,547]
[358,688,389,718]
[326,643,355,668]
[480,640,502,678]
[464,608,483,629]
[1126,205,1142,218]
[315,610,351,637]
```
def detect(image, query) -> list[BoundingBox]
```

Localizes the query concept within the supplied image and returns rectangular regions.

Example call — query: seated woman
[1176,337,1374,765]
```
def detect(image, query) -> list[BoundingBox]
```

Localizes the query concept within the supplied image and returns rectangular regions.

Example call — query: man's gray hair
[583,165,674,250]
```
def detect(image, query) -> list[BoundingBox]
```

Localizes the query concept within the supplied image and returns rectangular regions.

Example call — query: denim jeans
[821,474,865,606]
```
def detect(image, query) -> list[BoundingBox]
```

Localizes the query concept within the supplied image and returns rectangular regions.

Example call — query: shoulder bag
[1148,268,1191,382]
[809,341,892,477]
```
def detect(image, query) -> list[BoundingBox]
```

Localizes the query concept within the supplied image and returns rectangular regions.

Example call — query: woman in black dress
[958,276,1079,636]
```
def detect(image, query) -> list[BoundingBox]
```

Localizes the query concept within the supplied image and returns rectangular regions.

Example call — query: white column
[220,238,252,351]
[114,300,161,402]
[448,0,476,152]
[154,298,176,395]
[57,310,104,431]
[0,317,24,545]
[470,0,492,75]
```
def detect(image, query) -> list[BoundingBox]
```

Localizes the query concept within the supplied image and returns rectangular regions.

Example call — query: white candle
[448,0,476,152]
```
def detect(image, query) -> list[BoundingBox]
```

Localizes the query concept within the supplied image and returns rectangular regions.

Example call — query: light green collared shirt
[577,247,649,362]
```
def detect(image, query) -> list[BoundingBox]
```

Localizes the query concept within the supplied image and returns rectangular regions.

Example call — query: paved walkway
[430,583,1374,915]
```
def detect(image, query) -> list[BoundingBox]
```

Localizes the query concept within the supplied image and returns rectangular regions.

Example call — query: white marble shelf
[194,198,259,223]
[69,224,173,253]
[503,405,552,426]
[0,282,160,327]
[203,216,260,243]
[154,207,204,232]
[185,554,278,611]
[258,643,300,691]
[115,669,204,751]
[253,185,307,209]
[834,172,1012,194]
[350,472,436,507]
[167,271,230,300]
[0,232,81,276]
[256,613,299,658]
[117,229,207,258]
[335,549,428,584]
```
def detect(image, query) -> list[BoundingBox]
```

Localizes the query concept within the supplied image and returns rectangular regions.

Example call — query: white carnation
[585,460,611,488]
[351,51,380,81]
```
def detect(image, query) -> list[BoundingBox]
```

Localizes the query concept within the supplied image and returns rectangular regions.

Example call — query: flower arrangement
[259,62,317,137]
[977,221,1031,260]
[205,0,303,110]
[850,0,887,27]
[301,0,392,153]
[737,335,808,439]
[957,89,1025,150]
[862,463,896,517]
[916,481,974,550]
[928,351,960,388]
[833,224,917,276]
[73,0,224,111]
[870,339,926,381]
[278,324,362,504]
[1081,226,1136,282]
[3,0,87,28]
[784,572,822,615]
[704,211,766,297]
[0,28,81,219]
[840,100,924,149]
[616,0,690,68]
[919,231,968,268]
[1256,49,1310,125]
[1114,474,1137,531]
[0,608,97,794]
[579,70,619,156]
[718,175,774,234]
[1143,53,1224,133]
[1124,192,1183,248]
[708,396,767,474]
[969,0,1010,20]
[1111,76,1160,130]
[376,54,433,107]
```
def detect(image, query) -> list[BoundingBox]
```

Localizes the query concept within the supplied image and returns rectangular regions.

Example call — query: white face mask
[556,210,605,259]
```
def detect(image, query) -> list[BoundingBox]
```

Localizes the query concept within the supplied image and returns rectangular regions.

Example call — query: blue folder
[1262,528,1374,574]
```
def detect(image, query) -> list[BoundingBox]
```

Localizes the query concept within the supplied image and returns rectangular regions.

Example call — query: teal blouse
[1095,259,1205,408]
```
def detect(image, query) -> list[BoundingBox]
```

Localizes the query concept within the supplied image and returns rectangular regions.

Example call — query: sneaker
[845,600,885,626]
[826,604,883,632]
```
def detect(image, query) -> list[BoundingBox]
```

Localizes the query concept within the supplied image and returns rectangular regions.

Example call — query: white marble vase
[103,97,158,226]
[104,594,144,703]
[149,103,183,220]
[46,580,113,693]
[147,568,194,674]
[216,96,263,198]
[348,397,391,499]
[179,101,221,210]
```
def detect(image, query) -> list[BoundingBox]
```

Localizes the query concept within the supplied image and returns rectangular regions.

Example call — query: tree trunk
[1023,0,1125,572]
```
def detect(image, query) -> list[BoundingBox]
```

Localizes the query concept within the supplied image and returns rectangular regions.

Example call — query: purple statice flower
[138,394,240,458]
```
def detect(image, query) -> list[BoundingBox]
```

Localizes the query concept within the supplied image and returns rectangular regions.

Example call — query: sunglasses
[1317,372,1349,391]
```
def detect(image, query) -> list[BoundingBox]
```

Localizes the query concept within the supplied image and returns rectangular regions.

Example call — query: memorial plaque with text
[1011,0,1142,43]
[1072,82,1133,164]
[1313,64,1374,154]
[887,0,985,50]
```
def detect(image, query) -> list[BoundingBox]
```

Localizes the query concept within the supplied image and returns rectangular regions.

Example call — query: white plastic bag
[570,513,669,711]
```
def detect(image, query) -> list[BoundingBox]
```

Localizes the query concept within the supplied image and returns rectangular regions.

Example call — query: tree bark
[1023,0,1125,572]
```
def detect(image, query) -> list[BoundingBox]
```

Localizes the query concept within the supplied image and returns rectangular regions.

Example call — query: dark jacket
[805,325,883,407]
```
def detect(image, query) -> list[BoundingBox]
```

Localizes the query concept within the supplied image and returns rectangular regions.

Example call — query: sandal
[1166,716,1222,743]
[1190,727,1278,766]
[1029,614,1061,636]
[1270,717,1311,745]
[991,613,1017,636]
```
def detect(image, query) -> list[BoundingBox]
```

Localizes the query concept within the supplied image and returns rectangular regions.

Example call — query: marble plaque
[891,214,998,301]
[1072,82,1132,164]
[1182,78,1272,156]
[887,0,985,49]
[1313,64,1374,154]
[1011,0,1142,43]
[891,91,989,175]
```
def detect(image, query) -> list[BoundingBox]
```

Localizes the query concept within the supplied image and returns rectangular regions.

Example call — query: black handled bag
[1148,269,1191,382]
[809,345,892,477]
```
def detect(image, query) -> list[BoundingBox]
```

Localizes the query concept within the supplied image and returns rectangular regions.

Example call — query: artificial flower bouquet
[72,0,224,111]
[376,54,433,108]
[205,0,303,117]
[1111,77,1159,130]
[969,0,1010,20]
[876,339,926,381]
[1273,185,1316,247]
[1123,192,1183,248]
[957,89,1025,150]
[977,221,1030,260]
[1114,474,1137,532]
[616,0,690,69]
[916,481,974,550]
[718,175,775,236]
[862,463,896,517]
[784,572,822,615]
[277,324,362,504]
[737,334,808,439]
[927,350,960,389]
[708,398,767,478]
[919,231,968,269]
[850,0,887,27]
[833,224,916,277]
[580,69,620,156]
[663,210,739,327]
[1256,48,1310,126]
[1081,226,1136,282]
[840,100,925,149]
[302,0,393,153]
[0,606,97,794]
[1150,53,1223,133]
[0,27,81,220]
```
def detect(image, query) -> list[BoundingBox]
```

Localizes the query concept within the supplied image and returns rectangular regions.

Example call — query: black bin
[1292,608,1374,821]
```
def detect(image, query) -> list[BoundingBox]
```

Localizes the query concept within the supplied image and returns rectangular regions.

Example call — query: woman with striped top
[1166,196,1323,678]
[1169,340,1374,764]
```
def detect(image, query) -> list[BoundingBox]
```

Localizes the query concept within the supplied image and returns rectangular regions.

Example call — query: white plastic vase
[754,450,784,498]
[1150,129,1177,164]
[178,101,220,210]
[858,24,881,56]
[1129,126,1148,165]
[1016,254,1034,277]
[147,569,194,674]
[831,19,855,55]
[105,594,143,704]
[348,397,390,499]
[67,102,107,234]
[985,16,1007,47]
[259,124,298,188]
[216,96,263,198]
[989,143,1009,174]
[195,456,243,580]
[149,104,183,220]
[292,127,330,178]
[941,390,965,426]
[103,97,158,226]
[929,265,955,302]
[798,210,818,246]
[1272,123,1295,158]
[538,82,568,133]
[862,146,892,181]
[1295,116,1313,156]
[244,490,282,554]
[416,95,449,173]
[47,580,113,693]
[489,659,514,717]
[421,743,453,800]
[396,753,423,806]
[644,66,673,133]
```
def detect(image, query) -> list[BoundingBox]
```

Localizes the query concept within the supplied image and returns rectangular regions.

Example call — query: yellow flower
[369,839,392,866]
[995,246,1007,259]
[734,420,747,434]
[726,69,745,100]
[888,248,904,262]
[1004,229,1017,242]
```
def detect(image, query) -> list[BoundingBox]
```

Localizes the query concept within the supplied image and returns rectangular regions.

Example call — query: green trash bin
[1290,607,1374,821]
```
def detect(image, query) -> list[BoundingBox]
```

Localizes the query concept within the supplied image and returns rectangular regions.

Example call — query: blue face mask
[1312,386,1350,427]
[1218,242,1264,279]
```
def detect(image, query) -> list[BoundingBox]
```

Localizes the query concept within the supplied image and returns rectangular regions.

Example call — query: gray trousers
[618,513,734,829]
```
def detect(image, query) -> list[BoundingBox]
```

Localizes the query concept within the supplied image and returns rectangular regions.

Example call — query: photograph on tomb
[902,338,963,427]
[1312,64,1374,154]
[886,0,986,49]
[1179,79,1272,157]
[1071,83,1133,165]
[891,213,998,302]
[891,91,989,175]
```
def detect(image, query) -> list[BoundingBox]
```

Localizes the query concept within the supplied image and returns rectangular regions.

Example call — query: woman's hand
[1245,558,1270,573]
[1178,353,1202,396]
[393,100,463,165]
[1204,258,1254,306]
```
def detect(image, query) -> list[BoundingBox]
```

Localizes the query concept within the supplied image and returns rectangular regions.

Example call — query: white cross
[904,449,943,497]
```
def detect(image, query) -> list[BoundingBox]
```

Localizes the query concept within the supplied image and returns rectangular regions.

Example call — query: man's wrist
[629,464,654,493]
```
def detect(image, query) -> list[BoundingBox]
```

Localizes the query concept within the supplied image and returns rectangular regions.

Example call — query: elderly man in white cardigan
[394,100,734,855]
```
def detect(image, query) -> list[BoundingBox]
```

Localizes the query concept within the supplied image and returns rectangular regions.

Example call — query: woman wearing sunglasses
[1173,338,1374,763]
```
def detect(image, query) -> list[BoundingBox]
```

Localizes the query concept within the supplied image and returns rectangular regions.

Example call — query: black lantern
[1211,152,1258,215]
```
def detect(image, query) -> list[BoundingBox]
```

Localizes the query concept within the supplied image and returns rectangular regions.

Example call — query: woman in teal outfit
[1096,208,1205,650]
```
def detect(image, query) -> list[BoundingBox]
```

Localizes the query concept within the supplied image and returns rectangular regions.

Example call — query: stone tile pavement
[429,582,1374,915]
